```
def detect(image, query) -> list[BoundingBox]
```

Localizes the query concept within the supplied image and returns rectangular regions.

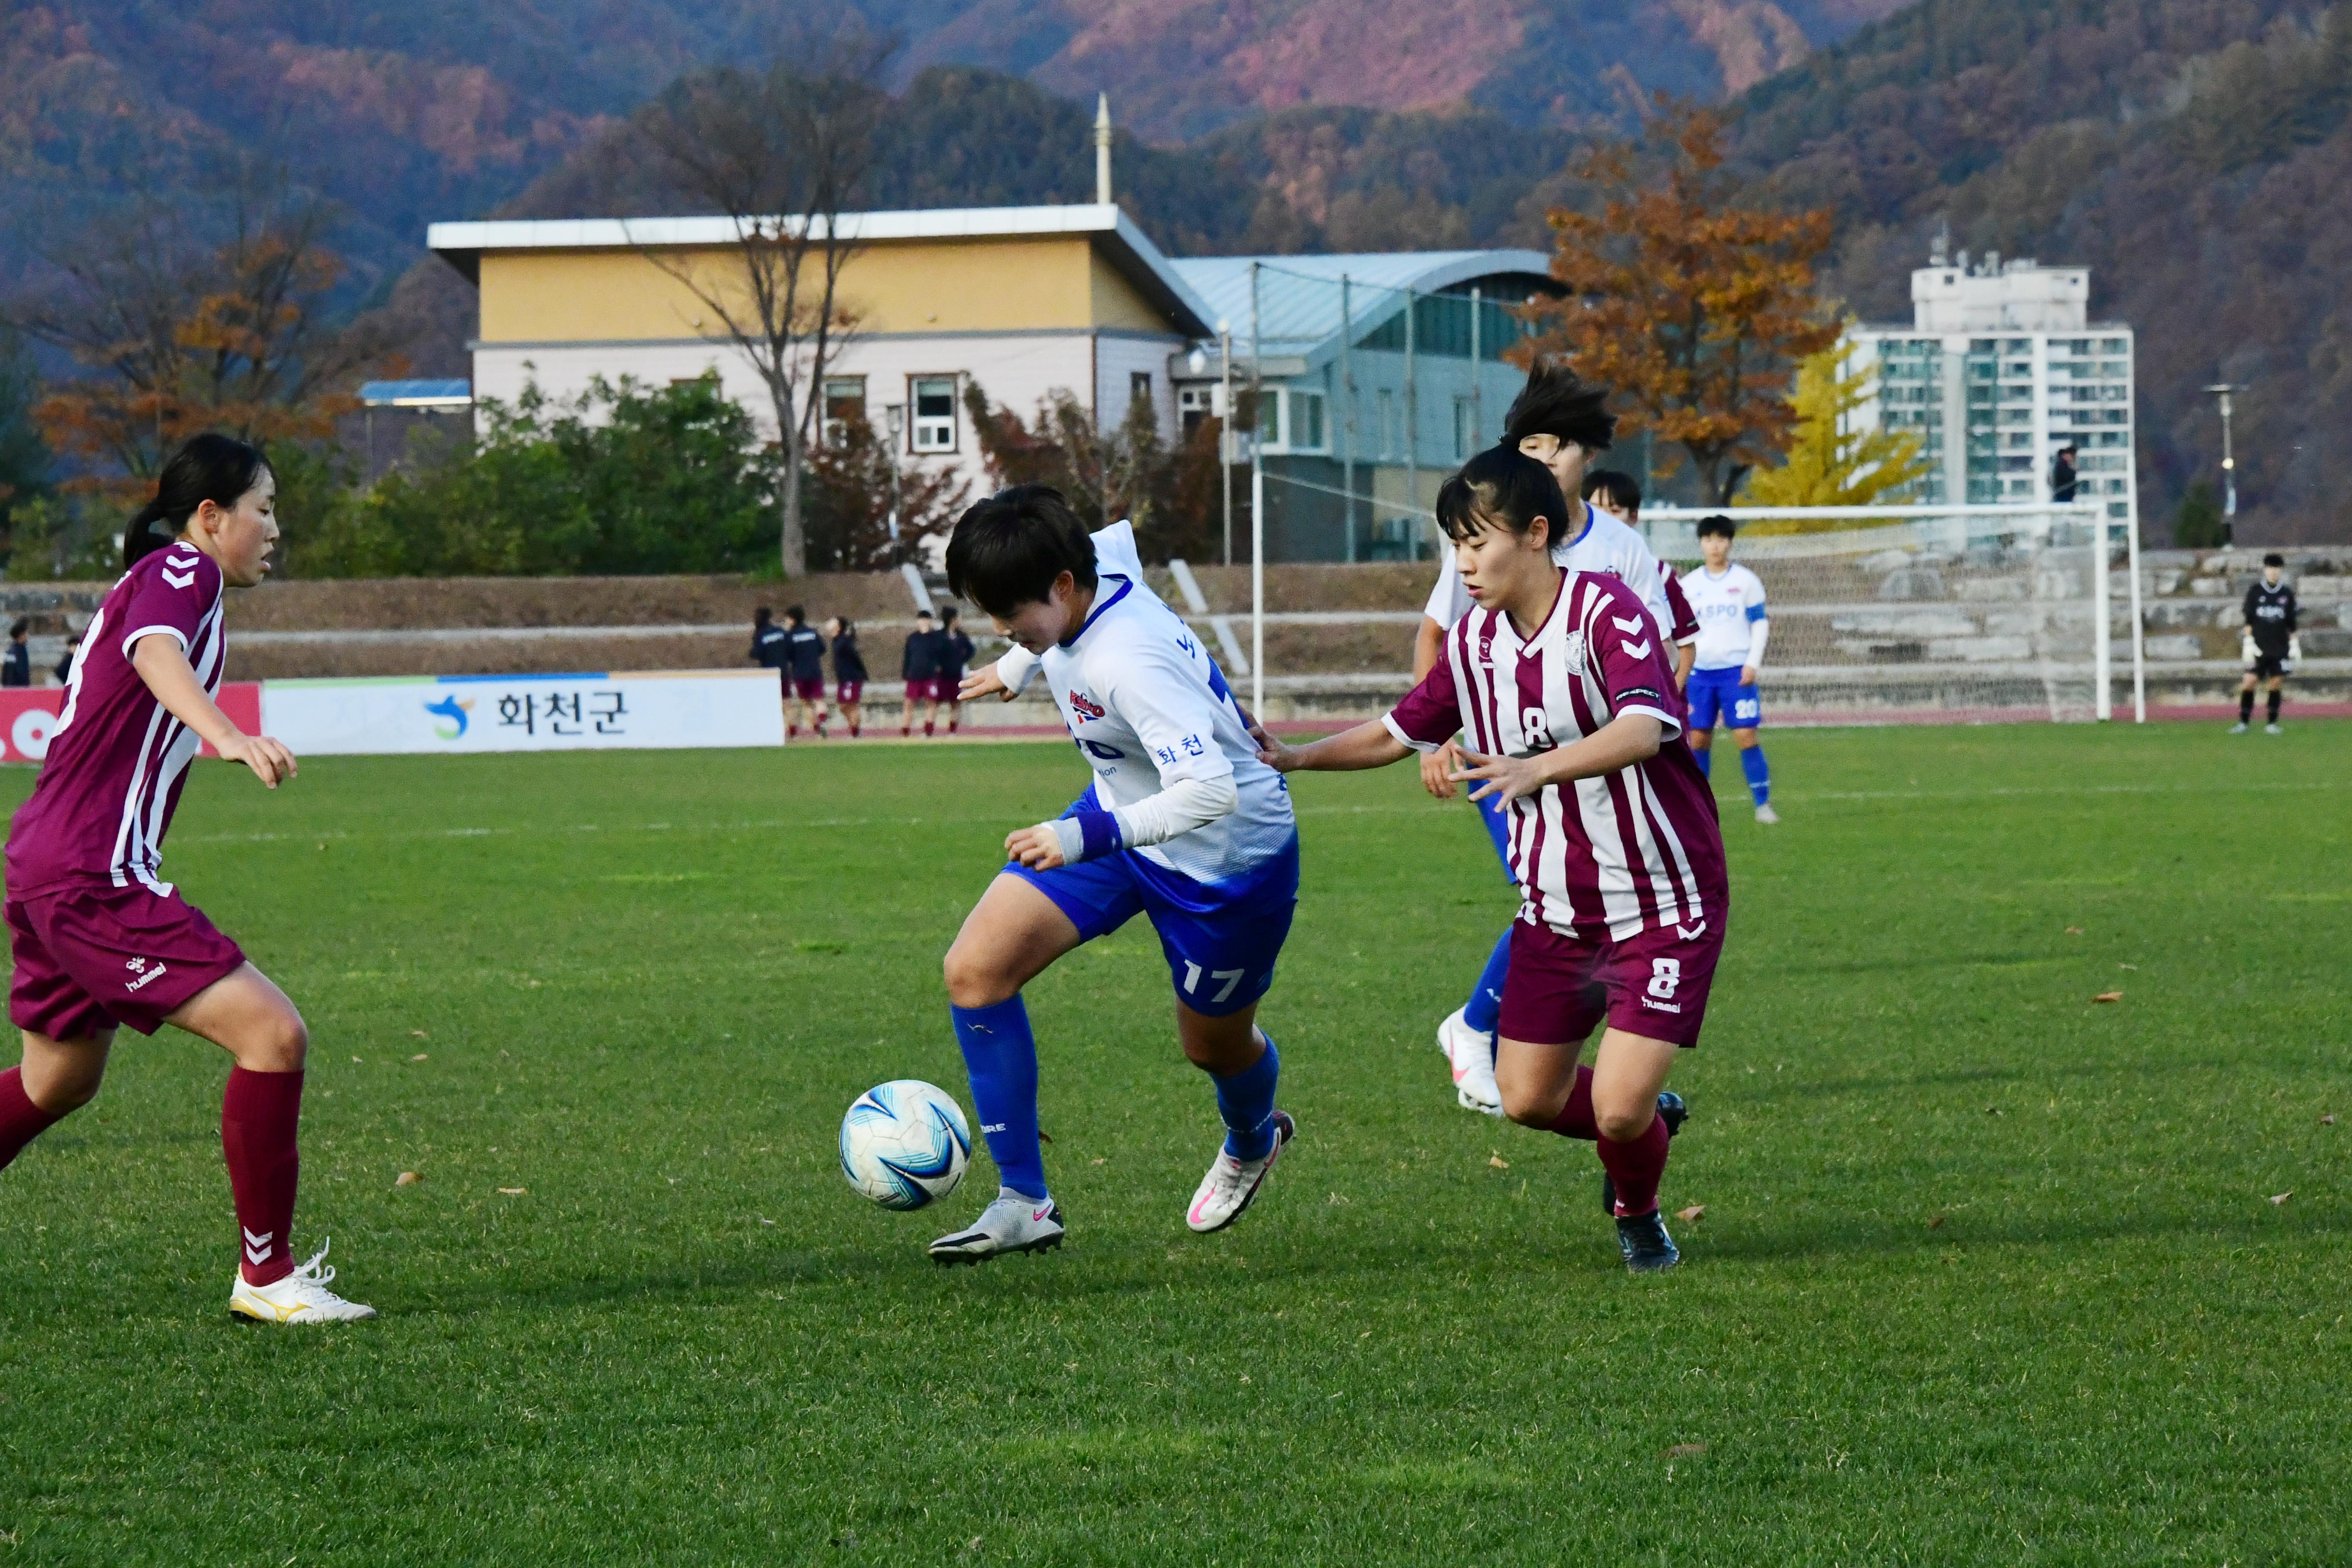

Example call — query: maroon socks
[1545,1065,1598,1141]
[0,1067,65,1172]
[221,1067,304,1285]
[1598,1113,1671,1218]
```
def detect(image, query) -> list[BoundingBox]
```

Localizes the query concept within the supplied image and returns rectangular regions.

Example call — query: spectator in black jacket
[937,607,976,734]
[901,609,942,738]
[52,631,78,686]
[826,617,868,739]
[3,620,30,688]
[2234,553,2299,734]
[2050,444,2079,504]
[781,606,830,740]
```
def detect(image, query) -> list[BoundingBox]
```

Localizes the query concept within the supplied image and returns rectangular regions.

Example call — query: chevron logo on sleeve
[162,569,197,589]
[1612,615,1646,634]
[1621,639,1652,660]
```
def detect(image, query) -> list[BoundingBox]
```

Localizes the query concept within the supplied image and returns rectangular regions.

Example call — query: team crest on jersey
[1565,629,1586,670]
[1068,690,1107,721]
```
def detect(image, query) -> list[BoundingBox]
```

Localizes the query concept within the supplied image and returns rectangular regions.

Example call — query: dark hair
[785,605,806,626]
[915,607,933,621]
[1696,514,1737,540]
[7,618,25,640]
[1502,362,1614,452]
[1434,447,1572,544]
[1582,468,1642,517]
[755,606,773,626]
[945,486,1098,615]
[2263,552,2286,567]
[125,434,270,569]
[2058,443,2077,454]
[939,606,958,625]
[835,618,857,639]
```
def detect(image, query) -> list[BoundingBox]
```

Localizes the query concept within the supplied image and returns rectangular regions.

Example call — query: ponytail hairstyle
[125,434,270,570]
[755,606,775,627]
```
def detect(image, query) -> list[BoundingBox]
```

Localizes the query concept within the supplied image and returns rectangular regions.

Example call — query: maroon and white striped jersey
[5,543,226,898]
[1385,569,1726,940]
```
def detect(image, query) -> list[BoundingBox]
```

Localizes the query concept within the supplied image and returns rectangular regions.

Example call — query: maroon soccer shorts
[7,880,247,1039]
[836,681,863,705]
[792,678,825,702]
[1497,913,1725,1049]
[904,678,938,704]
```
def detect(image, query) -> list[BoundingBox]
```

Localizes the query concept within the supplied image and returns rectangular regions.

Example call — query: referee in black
[2233,553,2299,734]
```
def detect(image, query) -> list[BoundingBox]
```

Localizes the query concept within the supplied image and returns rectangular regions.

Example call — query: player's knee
[1594,1100,1655,1144]
[940,943,1012,1010]
[245,1007,309,1073]
[1498,1083,1553,1127]
[35,1067,103,1114]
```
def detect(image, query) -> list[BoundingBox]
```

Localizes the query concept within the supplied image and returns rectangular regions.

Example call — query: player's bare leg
[0,1027,113,1174]
[169,964,373,1321]
[1497,1028,1686,1271]
[932,876,1084,1262]
[1177,996,1293,1233]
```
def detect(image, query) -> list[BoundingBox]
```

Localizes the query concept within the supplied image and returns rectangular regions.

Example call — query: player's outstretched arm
[128,633,297,789]
[1451,713,1662,807]
[1251,719,1411,775]
[960,666,1012,703]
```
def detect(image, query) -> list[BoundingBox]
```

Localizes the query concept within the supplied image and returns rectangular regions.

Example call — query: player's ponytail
[125,434,270,569]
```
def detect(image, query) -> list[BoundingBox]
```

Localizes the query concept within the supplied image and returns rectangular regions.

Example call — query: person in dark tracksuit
[827,617,868,739]
[781,606,829,740]
[901,609,942,738]
[2234,553,2299,735]
[751,607,789,726]
[3,621,30,688]
[938,607,976,735]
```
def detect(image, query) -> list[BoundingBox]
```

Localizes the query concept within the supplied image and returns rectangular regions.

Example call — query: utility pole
[884,404,905,562]
[1249,261,1265,714]
[1339,274,1356,563]
[1468,286,1483,457]
[1094,95,1113,205]
[1403,286,1420,556]
[2202,381,2244,545]
[1218,318,1233,568]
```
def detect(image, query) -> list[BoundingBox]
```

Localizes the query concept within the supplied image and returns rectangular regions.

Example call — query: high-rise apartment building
[1846,250,2135,520]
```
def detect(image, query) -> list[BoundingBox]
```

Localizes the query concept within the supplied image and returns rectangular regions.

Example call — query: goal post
[1637,504,2145,725]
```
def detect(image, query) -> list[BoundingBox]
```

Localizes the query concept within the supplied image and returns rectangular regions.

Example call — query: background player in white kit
[1679,515,1778,823]
[936,487,1299,1262]
[1411,366,1683,1119]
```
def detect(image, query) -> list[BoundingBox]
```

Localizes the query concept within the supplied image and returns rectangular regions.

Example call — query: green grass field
[0,722,2347,1565]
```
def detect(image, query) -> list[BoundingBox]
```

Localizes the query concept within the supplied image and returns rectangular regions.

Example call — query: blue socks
[1693,745,1712,778]
[1463,926,1510,1038]
[950,998,1046,1200]
[1740,743,1770,806]
[1212,1036,1282,1160]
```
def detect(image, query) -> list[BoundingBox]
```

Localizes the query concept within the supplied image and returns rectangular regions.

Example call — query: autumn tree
[627,40,893,578]
[1519,102,1837,506]
[963,384,1222,564]
[5,171,389,504]
[1739,338,1932,518]
[802,414,972,572]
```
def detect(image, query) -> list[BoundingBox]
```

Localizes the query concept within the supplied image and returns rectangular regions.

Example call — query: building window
[911,376,957,452]
[1179,385,1214,439]
[822,377,866,447]
[1291,391,1326,451]
[1130,370,1153,407]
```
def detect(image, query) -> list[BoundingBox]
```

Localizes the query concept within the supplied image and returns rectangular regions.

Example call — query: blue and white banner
[259,671,784,755]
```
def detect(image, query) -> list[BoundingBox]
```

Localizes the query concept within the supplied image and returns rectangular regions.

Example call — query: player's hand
[961,667,1012,703]
[1247,723,1298,773]
[218,732,297,789]
[1738,665,1758,687]
[1419,738,1463,799]
[1450,748,1544,806]
[1004,823,1066,870]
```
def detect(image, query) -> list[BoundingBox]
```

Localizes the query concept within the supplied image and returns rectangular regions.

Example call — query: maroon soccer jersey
[1661,562,1699,645]
[5,542,226,898]
[1385,569,1726,939]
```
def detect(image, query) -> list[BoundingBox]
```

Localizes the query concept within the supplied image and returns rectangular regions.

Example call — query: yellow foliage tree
[1739,337,1933,527]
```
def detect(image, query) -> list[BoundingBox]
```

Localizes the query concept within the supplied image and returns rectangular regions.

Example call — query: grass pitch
[1,722,2347,1565]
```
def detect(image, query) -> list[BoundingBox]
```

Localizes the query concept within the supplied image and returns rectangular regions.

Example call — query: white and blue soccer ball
[839,1080,972,1210]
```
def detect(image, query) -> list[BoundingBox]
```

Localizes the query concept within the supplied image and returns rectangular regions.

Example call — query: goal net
[1636,504,2141,724]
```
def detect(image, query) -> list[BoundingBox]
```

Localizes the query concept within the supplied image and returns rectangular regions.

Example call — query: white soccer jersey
[1423,500,1675,641]
[1680,563,1768,671]
[995,523,1296,886]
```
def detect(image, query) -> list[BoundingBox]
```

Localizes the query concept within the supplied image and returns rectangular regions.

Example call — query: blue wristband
[1071,808,1123,862]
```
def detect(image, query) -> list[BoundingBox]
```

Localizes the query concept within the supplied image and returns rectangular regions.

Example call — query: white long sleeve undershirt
[1747,618,1770,672]
[1045,773,1240,864]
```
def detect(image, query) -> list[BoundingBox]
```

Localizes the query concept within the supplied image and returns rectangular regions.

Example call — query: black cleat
[1601,1092,1688,1216]
[1615,1209,1681,1272]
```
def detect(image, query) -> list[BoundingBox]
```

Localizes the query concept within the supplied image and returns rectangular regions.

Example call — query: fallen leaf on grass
[1676,1204,1706,1222]
[1037,1130,1053,1145]
[1662,1443,1709,1459]
[1928,1214,1945,1230]
[410,1029,428,1039]
[2093,991,2124,1004]
[757,1217,775,1227]
[2269,1191,2292,1206]
[2118,963,2138,970]
[394,1171,422,1187]
[1489,1154,1510,1169]
[350,1055,362,1063]
[1328,1192,1351,1206]
[2322,1115,2336,1126]
[2065,926,2084,935]
[498,1187,528,1196]
[410,1052,429,1062]
[1090,1156,1106,1166]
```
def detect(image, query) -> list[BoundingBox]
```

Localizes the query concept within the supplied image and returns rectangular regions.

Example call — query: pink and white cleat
[1437,1008,1504,1116]
[1186,1112,1295,1233]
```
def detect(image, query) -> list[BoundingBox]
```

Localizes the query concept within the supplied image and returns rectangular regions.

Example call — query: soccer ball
[839,1080,972,1210]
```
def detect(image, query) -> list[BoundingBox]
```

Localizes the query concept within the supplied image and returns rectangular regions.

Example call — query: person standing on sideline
[827,617,868,738]
[50,631,78,687]
[783,606,830,740]
[901,608,943,737]
[0,434,372,1322]
[3,620,30,686]
[2234,553,2299,735]
[751,607,789,723]
[1680,515,1777,824]
[2050,444,2079,504]
[939,607,976,735]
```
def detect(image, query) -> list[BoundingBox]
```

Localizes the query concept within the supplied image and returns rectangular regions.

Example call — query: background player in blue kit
[1679,515,1777,823]
[934,487,1300,1263]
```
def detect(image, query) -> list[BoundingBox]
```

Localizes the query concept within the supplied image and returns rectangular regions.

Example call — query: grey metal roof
[1170,250,1555,361]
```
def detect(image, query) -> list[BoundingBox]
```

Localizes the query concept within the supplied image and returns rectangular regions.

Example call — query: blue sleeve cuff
[1745,604,1767,622]
[1072,808,1123,862]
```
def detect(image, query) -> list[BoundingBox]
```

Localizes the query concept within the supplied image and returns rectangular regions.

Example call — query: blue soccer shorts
[1007,797,1299,1018]
[1685,667,1762,731]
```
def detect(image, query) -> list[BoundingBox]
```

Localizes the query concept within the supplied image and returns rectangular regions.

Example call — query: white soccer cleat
[2228,721,2250,735]
[928,1187,1065,1265]
[2265,722,2283,735]
[229,1239,376,1323]
[1437,1008,1504,1116]
[1186,1111,1295,1233]
[1754,804,1780,824]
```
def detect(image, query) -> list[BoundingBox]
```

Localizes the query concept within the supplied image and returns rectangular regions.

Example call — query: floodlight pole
[1339,274,1356,564]
[1403,286,1420,557]
[2204,382,2245,545]
[1249,261,1265,715]
[884,404,905,560]
[1469,286,1483,454]
[1219,320,1233,567]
